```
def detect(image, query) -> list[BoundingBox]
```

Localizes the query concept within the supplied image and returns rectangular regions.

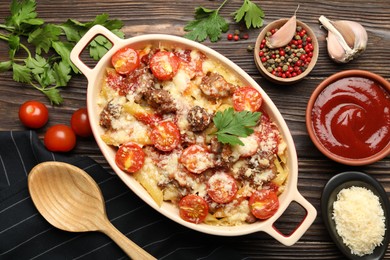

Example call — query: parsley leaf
[234,0,265,29]
[213,107,261,146]
[6,0,44,32]
[184,1,229,42]
[28,24,62,54]
[12,63,31,83]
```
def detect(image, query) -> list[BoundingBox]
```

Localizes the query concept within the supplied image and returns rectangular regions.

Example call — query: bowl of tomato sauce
[306,70,390,166]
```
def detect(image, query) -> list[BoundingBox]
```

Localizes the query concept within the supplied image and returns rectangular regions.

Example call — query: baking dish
[70,25,316,246]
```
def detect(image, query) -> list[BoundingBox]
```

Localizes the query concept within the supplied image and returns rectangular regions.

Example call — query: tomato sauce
[311,77,390,159]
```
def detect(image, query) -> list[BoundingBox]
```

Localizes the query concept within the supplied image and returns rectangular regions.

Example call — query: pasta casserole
[98,44,288,226]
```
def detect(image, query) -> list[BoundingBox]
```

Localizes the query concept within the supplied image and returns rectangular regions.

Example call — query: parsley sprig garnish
[213,107,261,146]
[184,0,265,42]
[0,0,124,105]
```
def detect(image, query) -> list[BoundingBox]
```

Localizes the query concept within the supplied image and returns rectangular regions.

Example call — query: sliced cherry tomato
[150,51,180,80]
[44,124,76,152]
[249,189,279,220]
[19,100,49,129]
[111,47,140,75]
[179,194,209,224]
[71,108,93,137]
[207,171,238,204]
[233,86,263,112]
[115,142,145,173]
[179,145,215,174]
[150,120,180,152]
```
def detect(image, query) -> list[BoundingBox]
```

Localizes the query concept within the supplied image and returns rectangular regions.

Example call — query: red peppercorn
[279,50,285,56]
[261,57,267,62]
[227,34,233,40]
[306,37,312,43]
[242,33,249,40]
[259,51,264,57]
[233,35,239,41]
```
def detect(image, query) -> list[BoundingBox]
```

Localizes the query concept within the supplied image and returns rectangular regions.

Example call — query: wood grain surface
[0,0,389,259]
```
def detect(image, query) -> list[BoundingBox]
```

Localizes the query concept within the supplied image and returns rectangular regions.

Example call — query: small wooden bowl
[306,70,390,166]
[254,19,319,85]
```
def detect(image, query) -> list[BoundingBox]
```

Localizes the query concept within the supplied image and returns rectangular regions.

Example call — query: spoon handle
[100,218,156,260]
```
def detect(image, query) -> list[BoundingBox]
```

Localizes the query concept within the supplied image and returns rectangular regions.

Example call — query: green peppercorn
[267,67,273,72]
[296,26,302,32]
[282,65,288,72]
[295,35,301,40]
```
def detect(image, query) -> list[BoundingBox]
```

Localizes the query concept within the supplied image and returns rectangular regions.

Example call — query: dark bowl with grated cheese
[321,171,390,260]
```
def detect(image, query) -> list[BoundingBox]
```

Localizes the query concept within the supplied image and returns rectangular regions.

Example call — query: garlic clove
[327,31,349,62]
[319,15,368,63]
[330,20,355,48]
[266,14,296,49]
[344,20,368,52]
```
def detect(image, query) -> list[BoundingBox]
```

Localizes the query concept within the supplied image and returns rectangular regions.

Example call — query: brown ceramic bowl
[254,18,319,85]
[306,70,390,166]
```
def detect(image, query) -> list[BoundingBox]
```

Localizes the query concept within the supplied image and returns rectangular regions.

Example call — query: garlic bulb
[319,15,368,63]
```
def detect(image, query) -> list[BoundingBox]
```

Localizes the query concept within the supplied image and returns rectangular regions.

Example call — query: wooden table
[1,0,389,259]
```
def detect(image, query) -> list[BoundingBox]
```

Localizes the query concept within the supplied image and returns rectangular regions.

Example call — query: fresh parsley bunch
[0,0,124,104]
[184,0,265,42]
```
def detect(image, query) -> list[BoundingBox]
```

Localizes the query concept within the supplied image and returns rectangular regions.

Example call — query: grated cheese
[332,186,386,256]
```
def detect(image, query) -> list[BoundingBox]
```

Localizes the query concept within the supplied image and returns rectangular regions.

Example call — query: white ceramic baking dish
[70,25,317,246]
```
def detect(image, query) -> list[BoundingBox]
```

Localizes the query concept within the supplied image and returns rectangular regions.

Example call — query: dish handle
[70,25,122,80]
[263,189,317,246]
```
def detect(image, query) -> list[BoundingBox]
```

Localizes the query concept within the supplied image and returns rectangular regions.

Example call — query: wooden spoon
[28,161,155,260]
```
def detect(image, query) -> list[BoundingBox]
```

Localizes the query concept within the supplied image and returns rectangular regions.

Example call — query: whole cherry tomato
[115,142,145,173]
[71,108,93,137]
[111,47,140,75]
[232,86,263,112]
[44,124,76,152]
[18,100,49,129]
[150,51,180,80]
[249,189,279,220]
[179,194,209,224]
